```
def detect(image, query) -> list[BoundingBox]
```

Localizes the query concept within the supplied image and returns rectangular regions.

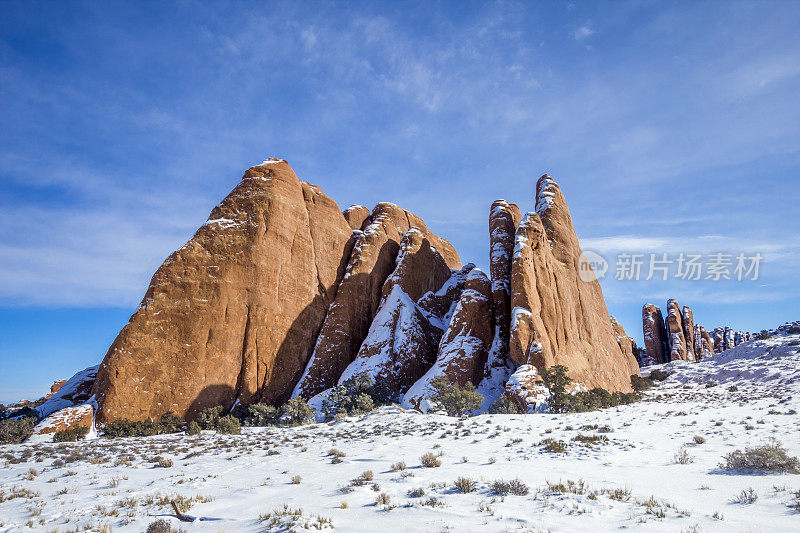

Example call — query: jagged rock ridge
[39,160,642,427]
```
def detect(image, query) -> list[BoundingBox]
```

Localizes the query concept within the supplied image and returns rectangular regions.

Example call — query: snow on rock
[27,404,95,444]
[36,365,98,419]
[403,268,493,412]
[504,364,549,413]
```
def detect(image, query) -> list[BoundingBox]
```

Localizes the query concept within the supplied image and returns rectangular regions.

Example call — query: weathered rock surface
[504,364,549,412]
[642,304,669,365]
[292,205,461,399]
[611,316,636,363]
[343,204,370,231]
[508,175,640,392]
[336,228,455,392]
[402,268,494,411]
[93,160,355,422]
[681,306,696,362]
[477,200,521,409]
[666,299,688,362]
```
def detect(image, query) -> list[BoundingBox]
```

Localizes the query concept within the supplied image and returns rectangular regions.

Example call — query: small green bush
[53,426,89,442]
[235,403,281,427]
[630,374,654,392]
[420,452,441,468]
[488,395,526,414]
[101,412,183,438]
[186,421,201,435]
[428,376,483,417]
[196,405,225,430]
[215,415,241,434]
[647,368,672,381]
[281,397,314,425]
[541,365,640,413]
[0,417,37,444]
[319,373,393,420]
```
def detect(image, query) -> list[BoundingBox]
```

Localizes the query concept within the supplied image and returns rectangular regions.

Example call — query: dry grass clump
[719,440,800,474]
[390,461,406,471]
[291,475,302,484]
[730,487,759,504]
[407,487,426,498]
[538,438,568,454]
[673,448,694,464]
[420,452,441,468]
[490,478,529,496]
[452,477,476,493]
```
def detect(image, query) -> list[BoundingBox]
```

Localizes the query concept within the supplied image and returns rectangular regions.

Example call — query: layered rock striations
[643,304,669,365]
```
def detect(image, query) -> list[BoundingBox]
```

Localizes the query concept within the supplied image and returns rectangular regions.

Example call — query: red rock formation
[343,204,370,230]
[508,175,640,392]
[292,204,460,399]
[402,268,494,411]
[665,300,688,361]
[681,306,696,362]
[611,316,636,363]
[477,200,521,408]
[642,304,669,365]
[336,228,453,392]
[93,160,354,422]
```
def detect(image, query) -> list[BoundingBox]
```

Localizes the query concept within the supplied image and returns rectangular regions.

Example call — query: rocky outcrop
[402,268,494,411]
[37,366,98,419]
[343,204,370,230]
[93,160,355,422]
[292,204,461,399]
[694,326,714,360]
[642,304,669,365]
[724,327,735,351]
[681,306,696,362]
[336,228,455,392]
[611,316,636,363]
[86,159,648,422]
[28,404,94,443]
[508,175,640,392]
[665,300,688,362]
[477,200,521,408]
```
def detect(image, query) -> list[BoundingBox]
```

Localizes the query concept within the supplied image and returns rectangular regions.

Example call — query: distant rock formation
[642,304,669,365]
[642,300,750,365]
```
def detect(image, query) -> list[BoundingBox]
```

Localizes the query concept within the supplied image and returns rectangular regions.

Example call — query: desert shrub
[719,440,800,474]
[488,395,526,414]
[693,435,706,444]
[53,426,89,442]
[375,492,391,506]
[408,487,426,497]
[673,448,694,464]
[319,373,394,420]
[158,412,183,433]
[101,412,183,438]
[453,476,476,493]
[186,421,201,435]
[428,376,483,417]
[281,398,314,425]
[156,456,173,468]
[539,438,568,453]
[731,487,759,504]
[648,368,672,381]
[291,475,302,484]
[753,330,771,340]
[390,461,406,471]
[630,374,654,392]
[490,478,529,496]
[0,417,37,444]
[215,415,241,434]
[146,518,181,533]
[420,452,441,468]
[234,403,281,427]
[196,406,225,430]
[542,366,639,413]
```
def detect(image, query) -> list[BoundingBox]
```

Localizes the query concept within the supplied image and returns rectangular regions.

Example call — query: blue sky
[1,1,799,402]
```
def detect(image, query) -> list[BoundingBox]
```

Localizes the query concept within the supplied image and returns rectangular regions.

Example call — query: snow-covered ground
[1,335,799,532]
